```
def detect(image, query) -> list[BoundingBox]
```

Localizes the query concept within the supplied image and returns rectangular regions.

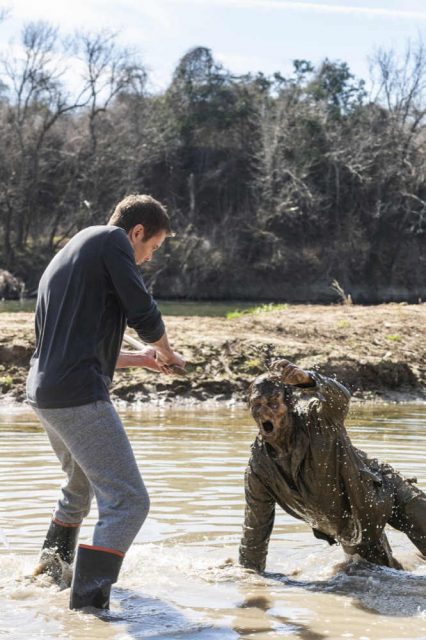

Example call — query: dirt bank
[1,304,425,406]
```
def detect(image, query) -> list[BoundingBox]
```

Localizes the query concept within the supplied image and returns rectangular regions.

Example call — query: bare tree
[75,30,146,155]
[0,21,91,262]
[370,39,426,132]
[57,30,149,227]
[0,23,148,263]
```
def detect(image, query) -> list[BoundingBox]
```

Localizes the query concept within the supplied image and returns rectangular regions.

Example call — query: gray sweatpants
[33,401,149,554]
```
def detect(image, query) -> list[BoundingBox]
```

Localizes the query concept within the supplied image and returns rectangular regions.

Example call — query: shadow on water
[93,587,328,640]
[265,558,426,617]
[89,588,236,640]
[236,593,327,639]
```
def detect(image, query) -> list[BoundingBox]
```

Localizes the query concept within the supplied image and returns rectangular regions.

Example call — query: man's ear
[128,224,145,242]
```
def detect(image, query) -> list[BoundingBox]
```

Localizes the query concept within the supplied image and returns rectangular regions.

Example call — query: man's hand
[120,333,186,375]
[269,359,313,386]
[156,350,186,376]
[150,332,186,375]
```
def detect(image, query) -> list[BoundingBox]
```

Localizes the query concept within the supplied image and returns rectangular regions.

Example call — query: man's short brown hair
[108,194,172,240]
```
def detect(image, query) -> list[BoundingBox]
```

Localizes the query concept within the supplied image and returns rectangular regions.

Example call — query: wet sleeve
[239,465,275,573]
[102,229,165,343]
[303,372,351,423]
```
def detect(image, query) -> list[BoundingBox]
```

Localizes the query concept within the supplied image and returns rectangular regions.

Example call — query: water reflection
[0,403,425,639]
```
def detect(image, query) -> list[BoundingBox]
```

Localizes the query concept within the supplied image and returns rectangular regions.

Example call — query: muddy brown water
[0,403,425,640]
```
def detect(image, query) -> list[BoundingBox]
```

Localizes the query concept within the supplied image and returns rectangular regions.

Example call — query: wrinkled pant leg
[34,402,149,554]
[34,407,94,525]
[383,467,426,557]
[388,492,426,557]
[342,531,401,568]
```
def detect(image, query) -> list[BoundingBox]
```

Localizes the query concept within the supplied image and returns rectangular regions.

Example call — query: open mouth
[262,420,274,434]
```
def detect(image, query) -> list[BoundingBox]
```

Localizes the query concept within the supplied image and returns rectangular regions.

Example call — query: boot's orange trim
[53,518,81,528]
[79,544,125,558]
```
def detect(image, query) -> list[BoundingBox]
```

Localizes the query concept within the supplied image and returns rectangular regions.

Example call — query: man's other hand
[117,347,163,372]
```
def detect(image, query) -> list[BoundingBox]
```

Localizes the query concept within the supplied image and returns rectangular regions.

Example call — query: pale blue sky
[2,0,426,91]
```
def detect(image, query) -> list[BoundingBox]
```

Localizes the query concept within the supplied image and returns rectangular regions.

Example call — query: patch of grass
[386,334,402,342]
[336,319,350,329]
[227,303,288,320]
[242,358,264,373]
[0,375,13,391]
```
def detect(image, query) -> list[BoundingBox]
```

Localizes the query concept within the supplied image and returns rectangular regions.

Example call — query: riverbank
[1,304,425,406]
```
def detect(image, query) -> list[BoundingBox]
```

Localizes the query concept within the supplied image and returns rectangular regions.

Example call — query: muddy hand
[162,363,188,377]
[269,359,312,386]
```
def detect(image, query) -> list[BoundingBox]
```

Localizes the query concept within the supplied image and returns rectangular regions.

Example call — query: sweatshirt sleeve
[102,228,165,343]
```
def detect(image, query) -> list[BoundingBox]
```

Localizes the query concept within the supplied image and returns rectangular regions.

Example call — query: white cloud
[169,0,426,21]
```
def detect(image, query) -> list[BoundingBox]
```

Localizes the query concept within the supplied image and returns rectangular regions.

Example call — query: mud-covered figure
[239,360,426,573]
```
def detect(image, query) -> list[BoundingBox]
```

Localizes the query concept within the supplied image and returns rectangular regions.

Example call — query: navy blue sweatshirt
[26,225,165,408]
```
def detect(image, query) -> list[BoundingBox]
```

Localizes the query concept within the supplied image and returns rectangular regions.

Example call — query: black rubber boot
[42,520,80,563]
[70,545,124,610]
[33,520,80,582]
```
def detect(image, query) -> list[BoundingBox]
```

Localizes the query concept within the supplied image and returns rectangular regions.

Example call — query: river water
[0,403,425,640]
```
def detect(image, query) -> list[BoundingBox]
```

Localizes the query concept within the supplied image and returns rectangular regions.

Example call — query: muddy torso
[248,377,395,547]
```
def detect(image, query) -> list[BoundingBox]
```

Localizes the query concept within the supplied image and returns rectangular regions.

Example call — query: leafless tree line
[0,22,425,301]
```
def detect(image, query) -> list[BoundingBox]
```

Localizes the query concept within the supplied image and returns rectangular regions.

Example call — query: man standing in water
[27,194,185,610]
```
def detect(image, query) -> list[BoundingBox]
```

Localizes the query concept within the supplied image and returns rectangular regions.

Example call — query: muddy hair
[248,374,295,408]
[108,194,172,240]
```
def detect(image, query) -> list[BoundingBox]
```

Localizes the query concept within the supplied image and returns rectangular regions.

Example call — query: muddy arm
[304,371,351,422]
[239,466,276,573]
[270,360,351,422]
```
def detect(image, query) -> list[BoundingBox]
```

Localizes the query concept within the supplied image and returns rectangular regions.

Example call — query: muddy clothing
[27,226,164,409]
[239,373,426,572]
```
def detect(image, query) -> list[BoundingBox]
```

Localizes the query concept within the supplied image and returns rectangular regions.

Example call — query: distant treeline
[0,23,425,302]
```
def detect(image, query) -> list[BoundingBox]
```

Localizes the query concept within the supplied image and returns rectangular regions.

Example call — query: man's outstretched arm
[239,466,276,573]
